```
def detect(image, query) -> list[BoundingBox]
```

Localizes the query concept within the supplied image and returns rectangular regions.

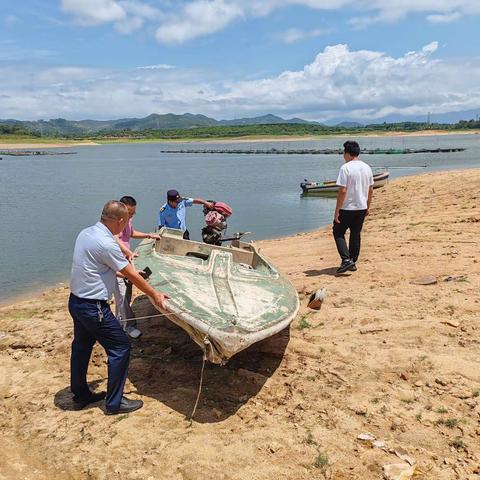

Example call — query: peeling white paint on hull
[134,228,300,363]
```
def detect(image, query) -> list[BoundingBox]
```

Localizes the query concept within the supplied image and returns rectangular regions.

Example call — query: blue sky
[1,1,480,122]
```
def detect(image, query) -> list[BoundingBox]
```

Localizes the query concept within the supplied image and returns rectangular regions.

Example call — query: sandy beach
[200,130,480,144]
[0,141,99,149]
[1,169,479,479]
[0,130,479,149]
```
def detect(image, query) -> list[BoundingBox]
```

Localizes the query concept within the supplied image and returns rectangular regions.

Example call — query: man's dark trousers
[332,209,367,263]
[68,294,131,411]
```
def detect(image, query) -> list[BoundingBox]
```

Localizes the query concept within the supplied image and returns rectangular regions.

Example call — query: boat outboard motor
[201,201,233,245]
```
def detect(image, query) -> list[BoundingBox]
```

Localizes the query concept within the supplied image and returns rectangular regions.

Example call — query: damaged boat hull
[134,228,299,363]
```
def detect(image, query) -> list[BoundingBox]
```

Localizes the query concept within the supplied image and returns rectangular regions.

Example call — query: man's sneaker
[73,391,106,410]
[349,263,357,271]
[105,396,144,415]
[126,325,142,339]
[336,259,355,274]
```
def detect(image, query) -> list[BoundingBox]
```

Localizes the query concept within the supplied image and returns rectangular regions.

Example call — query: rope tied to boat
[187,330,211,426]
[121,311,211,426]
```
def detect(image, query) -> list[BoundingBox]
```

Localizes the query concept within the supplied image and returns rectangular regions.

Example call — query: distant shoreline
[0,129,479,149]
[0,140,99,149]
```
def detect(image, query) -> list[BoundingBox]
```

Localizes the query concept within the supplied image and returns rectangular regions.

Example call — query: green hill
[0,113,321,136]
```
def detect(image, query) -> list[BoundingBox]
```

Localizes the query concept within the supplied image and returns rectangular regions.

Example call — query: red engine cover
[214,202,233,217]
[205,211,224,227]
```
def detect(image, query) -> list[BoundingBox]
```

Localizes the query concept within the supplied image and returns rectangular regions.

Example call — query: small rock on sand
[359,326,387,334]
[383,463,415,480]
[357,433,376,441]
[409,275,437,285]
[394,449,415,466]
[442,319,460,328]
[443,275,467,282]
[354,406,368,416]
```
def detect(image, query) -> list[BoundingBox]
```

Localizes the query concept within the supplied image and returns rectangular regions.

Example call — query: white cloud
[1,42,480,122]
[279,27,333,44]
[155,0,244,44]
[427,12,461,23]
[57,0,480,42]
[349,0,480,28]
[150,0,480,43]
[60,0,126,26]
[60,0,162,32]
[136,64,176,70]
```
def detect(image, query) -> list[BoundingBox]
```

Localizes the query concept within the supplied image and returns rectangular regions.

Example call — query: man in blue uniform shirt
[158,189,213,240]
[69,200,170,415]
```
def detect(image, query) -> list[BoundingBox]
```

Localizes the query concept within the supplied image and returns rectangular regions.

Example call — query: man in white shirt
[69,200,170,414]
[333,141,374,273]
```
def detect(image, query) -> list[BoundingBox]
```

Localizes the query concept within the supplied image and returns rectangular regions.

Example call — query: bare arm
[334,187,347,223]
[120,263,170,310]
[131,230,160,240]
[115,236,135,261]
[193,198,214,209]
[366,186,373,215]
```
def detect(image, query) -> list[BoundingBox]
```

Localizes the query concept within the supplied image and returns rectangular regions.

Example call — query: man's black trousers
[68,294,131,411]
[332,209,367,263]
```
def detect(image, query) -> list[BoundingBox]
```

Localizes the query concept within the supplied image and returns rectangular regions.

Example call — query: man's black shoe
[105,396,143,415]
[336,259,355,274]
[349,263,357,271]
[73,391,106,410]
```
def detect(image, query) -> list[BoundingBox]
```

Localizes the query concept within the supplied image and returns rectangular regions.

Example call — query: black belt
[70,293,109,305]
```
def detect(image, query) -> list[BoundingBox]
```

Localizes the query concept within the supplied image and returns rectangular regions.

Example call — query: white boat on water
[301,170,389,195]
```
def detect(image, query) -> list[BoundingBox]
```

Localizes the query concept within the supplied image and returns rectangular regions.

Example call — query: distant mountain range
[3,111,479,136]
[334,121,364,128]
[0,113,325,135]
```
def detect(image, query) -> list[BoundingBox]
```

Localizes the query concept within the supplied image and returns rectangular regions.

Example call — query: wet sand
[1,169,479,479]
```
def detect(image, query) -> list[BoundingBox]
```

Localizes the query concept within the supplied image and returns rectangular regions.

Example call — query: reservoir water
[0,133,479,303]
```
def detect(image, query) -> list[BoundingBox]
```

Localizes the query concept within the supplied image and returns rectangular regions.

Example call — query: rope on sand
[187,351,207,426]
[122,312,211,426]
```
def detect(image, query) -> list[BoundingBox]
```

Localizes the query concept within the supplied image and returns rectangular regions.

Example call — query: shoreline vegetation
[0,120,480,149]
[0,129,479,149]
[1,169,479,478]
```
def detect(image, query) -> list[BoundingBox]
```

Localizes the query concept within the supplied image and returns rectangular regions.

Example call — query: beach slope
[1,169,479,479]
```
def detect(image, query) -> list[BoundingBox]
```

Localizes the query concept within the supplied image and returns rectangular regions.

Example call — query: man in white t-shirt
[333,140,374,273]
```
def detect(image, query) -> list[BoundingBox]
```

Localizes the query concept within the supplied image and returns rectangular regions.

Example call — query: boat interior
[154,228,270,270]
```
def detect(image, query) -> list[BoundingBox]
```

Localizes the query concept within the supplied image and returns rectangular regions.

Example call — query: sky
[1,0,480,123]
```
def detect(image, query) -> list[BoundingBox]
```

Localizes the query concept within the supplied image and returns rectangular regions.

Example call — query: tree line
[1,119,480,140]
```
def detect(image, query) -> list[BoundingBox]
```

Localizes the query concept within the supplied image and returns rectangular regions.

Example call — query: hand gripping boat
[134,228,299,364]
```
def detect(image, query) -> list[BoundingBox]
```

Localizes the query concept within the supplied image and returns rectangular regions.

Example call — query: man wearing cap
[69,200,170,415]
[158,189,213,240]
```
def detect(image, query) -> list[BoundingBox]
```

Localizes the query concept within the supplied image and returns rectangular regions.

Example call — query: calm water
[1,134,479,303]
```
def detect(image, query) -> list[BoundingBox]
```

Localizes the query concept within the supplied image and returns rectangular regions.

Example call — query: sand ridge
[1,169,479,479]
